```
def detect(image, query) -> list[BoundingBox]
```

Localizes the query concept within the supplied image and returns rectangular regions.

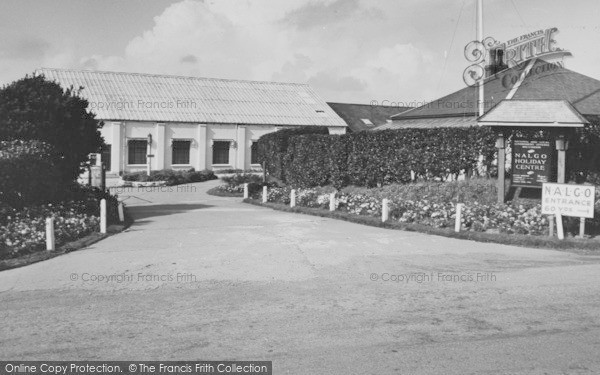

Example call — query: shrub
[0,74,103,184]
[0,140,65,208]
[221,173,263,186]
[122,169,216,185]
[256,126,496,188]
[257,126,329,182]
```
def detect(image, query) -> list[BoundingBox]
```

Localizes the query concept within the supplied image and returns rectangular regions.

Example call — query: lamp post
[147,133,153,176]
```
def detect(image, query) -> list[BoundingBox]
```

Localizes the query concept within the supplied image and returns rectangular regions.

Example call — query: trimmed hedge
[257,126,329,182]
[258,127,496,188]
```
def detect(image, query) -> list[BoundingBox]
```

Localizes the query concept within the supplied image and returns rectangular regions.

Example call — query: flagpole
[477,0,484,117]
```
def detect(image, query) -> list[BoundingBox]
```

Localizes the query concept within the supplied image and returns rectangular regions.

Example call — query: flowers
[0,201,103,260]
[260,186,555,236]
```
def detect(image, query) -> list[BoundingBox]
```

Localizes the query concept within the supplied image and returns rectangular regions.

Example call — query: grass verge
[244,199,600,254]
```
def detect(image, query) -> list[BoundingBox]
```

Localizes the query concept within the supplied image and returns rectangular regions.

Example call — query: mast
[477,0,484,117]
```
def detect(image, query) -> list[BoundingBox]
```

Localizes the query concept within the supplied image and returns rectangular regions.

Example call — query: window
[172,140,191,165]
[250,141,259,165]
[128,140,147,165]
[101,145,111,171]
[212,141,230,164]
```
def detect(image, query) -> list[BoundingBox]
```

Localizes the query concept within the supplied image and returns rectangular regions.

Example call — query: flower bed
[0,201,100,259]
[0,185,121,260]
[260,185,600,237]
[122,169,216,186]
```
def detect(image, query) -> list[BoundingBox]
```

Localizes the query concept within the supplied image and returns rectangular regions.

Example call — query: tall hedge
[257,126,329,182]
[257,126,496,188]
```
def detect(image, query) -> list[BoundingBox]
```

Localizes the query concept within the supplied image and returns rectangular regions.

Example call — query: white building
[37,68,347,176]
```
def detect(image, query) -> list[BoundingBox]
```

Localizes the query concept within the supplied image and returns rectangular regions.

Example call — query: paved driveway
[2,180,600,374]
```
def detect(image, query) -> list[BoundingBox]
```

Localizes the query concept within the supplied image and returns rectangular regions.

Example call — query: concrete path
[2,180,600,374]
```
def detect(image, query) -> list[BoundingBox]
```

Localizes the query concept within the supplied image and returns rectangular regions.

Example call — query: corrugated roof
[36,68,347,127]
[478,99,588,127]
[373,116,476,130]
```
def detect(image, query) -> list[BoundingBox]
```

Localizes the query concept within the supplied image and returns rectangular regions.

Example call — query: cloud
[76,0,441,103]
[180,54,198,64]
[282,0,361,30]
[0,36,50,60]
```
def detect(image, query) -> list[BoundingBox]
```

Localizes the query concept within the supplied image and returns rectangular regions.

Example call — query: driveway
[2,180,600,374]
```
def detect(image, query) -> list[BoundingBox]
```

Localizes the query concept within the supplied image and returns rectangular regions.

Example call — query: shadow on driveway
[129,203,214,221]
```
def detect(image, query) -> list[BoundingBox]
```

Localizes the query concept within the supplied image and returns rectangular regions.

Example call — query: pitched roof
[389,59,600,128]
[373,116,476,130]
[36,68,347,127]
[327,102,411,132]
[478,99,588,127]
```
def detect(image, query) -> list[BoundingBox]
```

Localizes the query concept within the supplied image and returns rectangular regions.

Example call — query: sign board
[542,183,596,218]
[512,138,553,187]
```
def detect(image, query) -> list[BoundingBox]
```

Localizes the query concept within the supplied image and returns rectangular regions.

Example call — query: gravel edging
[243,199,600,254]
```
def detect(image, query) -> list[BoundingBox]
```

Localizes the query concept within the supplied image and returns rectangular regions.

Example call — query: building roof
[36,68,347,127]
[374,116,476,130]
[478,99,588,127]
[326,102,411,132]
[384,59,600,129]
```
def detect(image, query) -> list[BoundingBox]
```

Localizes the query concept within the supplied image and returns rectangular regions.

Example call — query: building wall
[101,121,314,174]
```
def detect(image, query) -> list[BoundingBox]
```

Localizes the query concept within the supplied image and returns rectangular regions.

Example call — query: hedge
[257,126,329,182]
[258,127,497,188]
[0,140,65,208]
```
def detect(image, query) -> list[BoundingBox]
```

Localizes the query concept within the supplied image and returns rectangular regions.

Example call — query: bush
[122,169,216,185]
[257,127,496,188]
[257,126,329,182]
[0,74,103,184]
[0,140,64,208]
[221,173,263,186]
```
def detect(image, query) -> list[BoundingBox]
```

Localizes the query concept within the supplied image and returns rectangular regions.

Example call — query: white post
[262,186,268,203]
[290,189,296,208]
[556,213,564,240]
[580,217,586,238]
[329,192,336,211]
[243,183,249,199]
[45,218,55,251]
[455,203,464,233]
[100,199,107,234]
[117,202,125,222]
[382,198,389,222]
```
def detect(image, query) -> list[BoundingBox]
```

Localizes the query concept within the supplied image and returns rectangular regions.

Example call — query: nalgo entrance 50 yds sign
[542,183,596,218]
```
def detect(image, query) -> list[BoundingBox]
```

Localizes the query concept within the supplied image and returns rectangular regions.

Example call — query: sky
[1,0,600,104]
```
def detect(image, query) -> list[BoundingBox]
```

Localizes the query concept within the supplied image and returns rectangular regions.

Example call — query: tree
[0,74,103,184]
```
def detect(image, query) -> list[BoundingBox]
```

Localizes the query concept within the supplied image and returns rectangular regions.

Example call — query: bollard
[548,215,554,237]
[290,189,296,208]
[45,217,55,251]
[329,192,336,211]
[100,199,107,234]
[580,217,586,238]
[556,213,564,240]
[382,198,389,222]
[243,183,249,199]
[455,203,463,233]
[117,202,125,222]
[262,186,268,203]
